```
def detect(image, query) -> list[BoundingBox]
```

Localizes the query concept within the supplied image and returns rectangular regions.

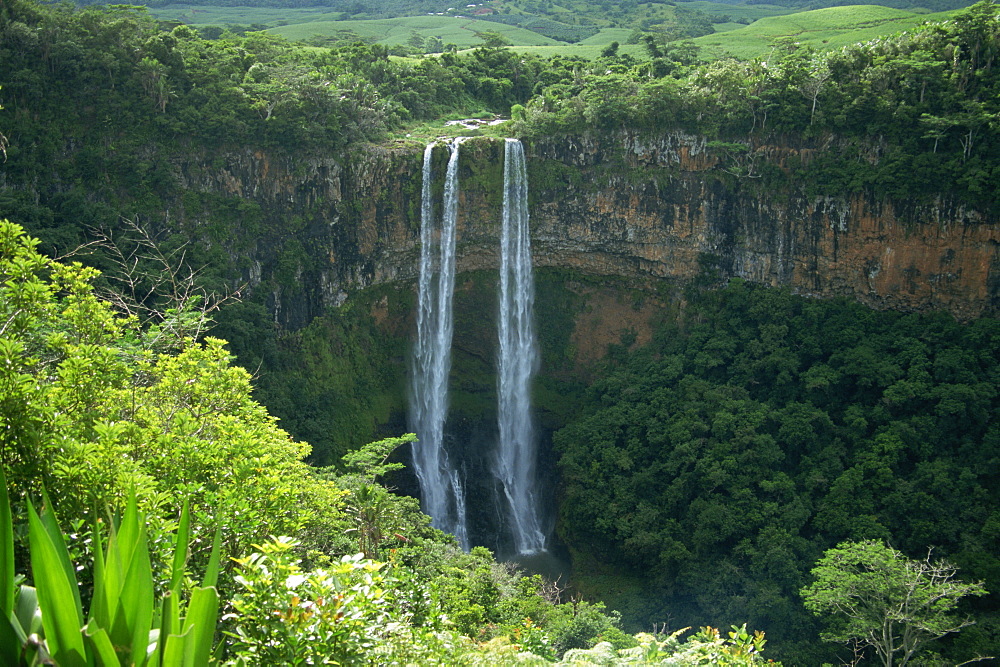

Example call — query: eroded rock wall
[525,132,998,320]
[177,132,998,326]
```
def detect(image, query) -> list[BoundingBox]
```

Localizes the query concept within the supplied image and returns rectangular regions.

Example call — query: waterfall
[495,138,546,555]
[410,138,468,549]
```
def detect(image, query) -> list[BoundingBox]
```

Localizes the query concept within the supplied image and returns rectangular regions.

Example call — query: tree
[801,540,988,667]
[0,219,348,574]
[474,29,511,48]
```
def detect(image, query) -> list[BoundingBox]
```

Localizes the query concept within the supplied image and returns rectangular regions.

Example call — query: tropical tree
[800,540,988,666]
[0,219,348,574]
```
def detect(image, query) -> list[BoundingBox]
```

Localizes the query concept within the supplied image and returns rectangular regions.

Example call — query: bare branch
[82,216,244,350]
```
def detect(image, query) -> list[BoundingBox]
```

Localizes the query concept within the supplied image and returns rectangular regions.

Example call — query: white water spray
[410,139,469,549]
[495,138,546,555]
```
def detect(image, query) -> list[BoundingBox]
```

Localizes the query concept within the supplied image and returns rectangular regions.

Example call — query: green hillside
[147,3,345,26]
[509,42,649,59]
[269,14,560,46]
[147,1,967,61]
[681,1,804,22]
[692,5,959,59]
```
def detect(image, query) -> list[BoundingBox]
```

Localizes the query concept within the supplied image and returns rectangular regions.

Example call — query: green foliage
[234,298,409,466]
[552,279,1000,663]
[340,433,414,483]
[0,220,348,582]
[801,540,987,666]
[221,533,780,666]
[559,625,776,665]
[0,470,221,667]
[224,538,396,665]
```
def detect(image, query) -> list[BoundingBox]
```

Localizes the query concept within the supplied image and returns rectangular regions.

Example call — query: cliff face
[525,133,998,321]
[179,132,999,326]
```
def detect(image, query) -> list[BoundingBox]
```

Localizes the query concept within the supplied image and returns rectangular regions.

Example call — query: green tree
[800,540,988,666]
[475,29,511,48]
[0,219,348,574]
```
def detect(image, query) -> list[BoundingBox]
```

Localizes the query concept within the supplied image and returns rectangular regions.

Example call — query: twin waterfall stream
[409,138,546,556]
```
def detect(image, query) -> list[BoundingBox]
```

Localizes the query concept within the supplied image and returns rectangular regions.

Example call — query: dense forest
[554,278,1000,662]
[1,0,999,662]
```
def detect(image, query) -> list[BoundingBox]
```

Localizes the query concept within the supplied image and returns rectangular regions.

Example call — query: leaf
[84,622,121,667]
[100,491,155,666]
[180,586,220,667]
[170,499,191,595]
[27,501,87,667]
[161,624,195,666]
[37,490,82,614]
[0,467,14,619]
[89,516,111,630]
[14,584,42,637]
[0,609,27,667]
[201,527,222,590]
[151,592,180,667]
[116,494,155,667]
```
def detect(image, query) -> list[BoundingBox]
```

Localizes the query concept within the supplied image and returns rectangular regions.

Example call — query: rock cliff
[179,131,999,327]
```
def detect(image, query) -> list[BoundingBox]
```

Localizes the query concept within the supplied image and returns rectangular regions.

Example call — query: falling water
[495,138,546,555]
[410,139,469,549]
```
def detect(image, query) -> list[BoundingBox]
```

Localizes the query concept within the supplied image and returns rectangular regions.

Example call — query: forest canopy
[553,278,1000,663]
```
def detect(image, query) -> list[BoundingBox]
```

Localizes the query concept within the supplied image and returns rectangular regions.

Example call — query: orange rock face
[175,135,998,327]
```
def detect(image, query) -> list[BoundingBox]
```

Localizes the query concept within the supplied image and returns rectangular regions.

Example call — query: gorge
[3,1,999,660]
[188,130,1000,567]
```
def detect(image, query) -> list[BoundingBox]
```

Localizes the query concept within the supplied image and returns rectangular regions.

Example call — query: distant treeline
[76,0,454,13]
[513,0,1000,215]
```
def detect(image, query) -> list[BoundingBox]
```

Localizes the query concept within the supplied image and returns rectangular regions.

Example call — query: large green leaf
[180,586,220,667]
[101,513,127,652]
[0,467,14,618]
[84,622,120,667]
[27,502,86,667]
[14,584,42,636]
[0,610,26,666]
[89,515,112,631]
[201,527,222,590]
[169,499,191,595]
[150,593,180,667]
[0,467,19,667]
[118,523,154,667]
[161,625,195,666]
[36,490,82,615]
[105,493,154,667]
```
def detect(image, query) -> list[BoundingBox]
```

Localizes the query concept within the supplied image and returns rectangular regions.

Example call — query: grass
[680,1,802,22]
[690,5,960,60]
[148,4,345,26]
[576,28,636,46]
[269,15,560,47]
[148,2,963,62]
